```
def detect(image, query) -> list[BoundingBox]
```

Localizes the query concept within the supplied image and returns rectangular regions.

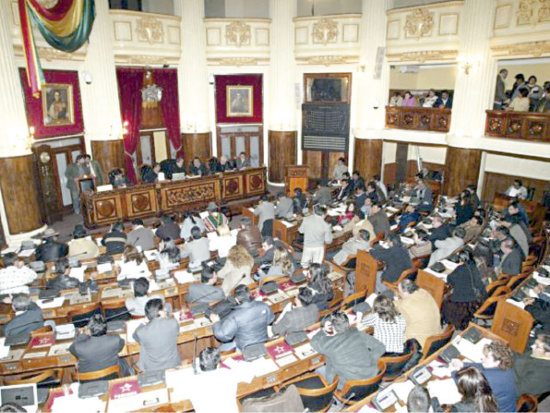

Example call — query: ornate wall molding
[312,18,339,45]
[491,39,550,57]
[386,49,458,63]
[135,16,165,44]
[225,21,251,47]
[297,55,358,65]
[208,57,266,66]
[516,0,550,25]
[404,8,434,38]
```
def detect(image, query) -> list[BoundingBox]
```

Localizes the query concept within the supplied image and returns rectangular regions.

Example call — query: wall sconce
[27,126,35,150]
[357,64,366,72]
[122,121,129,136]
[462,61,473,75]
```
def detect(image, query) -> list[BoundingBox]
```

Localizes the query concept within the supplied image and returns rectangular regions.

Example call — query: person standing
[299,205,333,266]
[84,154,104,185]
[332,157,348,181]
[494,69,508,110]
[65,154,89,214]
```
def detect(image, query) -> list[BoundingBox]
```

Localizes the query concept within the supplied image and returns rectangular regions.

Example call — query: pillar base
[268,130,297,184]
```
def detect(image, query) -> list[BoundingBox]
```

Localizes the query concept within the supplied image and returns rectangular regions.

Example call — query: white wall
[484,153,550,180]
[296,0,362,17]
[407,145,447,164]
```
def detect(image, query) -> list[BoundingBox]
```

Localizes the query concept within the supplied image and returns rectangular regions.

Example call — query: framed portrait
[226,85,253,117]
[41,83,75,126]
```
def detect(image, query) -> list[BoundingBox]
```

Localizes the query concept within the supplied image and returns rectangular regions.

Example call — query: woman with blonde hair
[208,224,237,259]
[259,246,294,281]
[117,245,151,280]
[217,245,254,295]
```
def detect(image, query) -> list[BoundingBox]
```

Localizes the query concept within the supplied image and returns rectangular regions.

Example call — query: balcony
[485,110,550,143]
[385,106,451,133]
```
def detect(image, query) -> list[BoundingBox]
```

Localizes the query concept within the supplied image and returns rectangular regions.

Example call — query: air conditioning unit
[398,65,420,74]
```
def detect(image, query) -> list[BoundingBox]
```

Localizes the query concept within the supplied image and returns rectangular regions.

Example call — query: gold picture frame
[226,85,253,117]
[42,83,75,126]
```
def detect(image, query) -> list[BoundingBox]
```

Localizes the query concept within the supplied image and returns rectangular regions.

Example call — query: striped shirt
[362,312,407,353]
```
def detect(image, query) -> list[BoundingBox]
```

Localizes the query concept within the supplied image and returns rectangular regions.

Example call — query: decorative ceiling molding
[118,55,170,65]
[517,0,550,25]
[225,21,251,47]
[491,40,550,57]
[135,16,164,44]
[386,49,458,62]
[312,18,339,45]
[13,45,86,61]
[297,55,358,65]
[404,8,434,38]
[207,57,268,66]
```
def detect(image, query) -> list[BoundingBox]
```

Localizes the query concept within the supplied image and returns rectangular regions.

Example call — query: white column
[0,0,31,157]
[448,0,496,146]
[268,0,296,132]
[176,0,210,133]
[79,0,122,146]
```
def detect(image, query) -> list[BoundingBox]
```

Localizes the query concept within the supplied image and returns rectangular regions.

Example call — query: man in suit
[35,228,69,263]
[3,293,44,338]
[513,333,550,396]
[428,227,466,267]
[368,203,391,237]
[493,69,508,110]
[69,314,126,376]
[351,170,365,192]
[160,156,186,179]
[500,215,528,258]
[235,152,250,169]
[415,179,433,213]
[65,154,88,214]
[188,157,208,176]
[312,183,333,206]
[102,222,127,255]
[275,192,294,220]
[126,219,155,251]
[182,226,211,265]
[354,187,368,218]
[434,90,452,108]
[141,163,161,183]
[212,285,274,351]
[311,311,385,389]
[84,154,104,185]
[133,299,180,372]
[272,287,319,337]
[257,236,299,268]
[236,217,262,257]
[254,194,275,236]
[336,179,353,201]
[292,188,307,214]
[156,215,180,241]
[298,204,333,266]
[370,235,413,291]
[498,237,522,276]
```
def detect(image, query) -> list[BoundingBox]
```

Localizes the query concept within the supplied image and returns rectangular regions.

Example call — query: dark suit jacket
[237,226,262,256]
[292,194,307,214]
[3,303,44,338]
[188,163,207,176]
[370,244,412,283]
[368,210,392,236]
[35,240,68,263]
[134,317,181,371]
[434,97,452,108]
[272,304,319,336]
[447,262,485,303]
[69,333,125,373]
[513,352,550,396]
[455,203,473,226]
[429,225,452,246]
[160,159,186,179]
[501,248,522,276]
[354,193,367,216]
[155,222,181,241]
[310,327,385,385]
[102,230,127,255]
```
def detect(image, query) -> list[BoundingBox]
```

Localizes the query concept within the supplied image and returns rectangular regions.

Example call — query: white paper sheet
[0,338,9,359]
[48,343,72,357]
[506,298,526,309]
[294,343,317,360]
[97,263,113,274]
[126,319,146,343]
[427,378,462,405]
[441,259,460,271]
[388,380,415,402]
[454,337,492,363]
[144,250,159,261]
[69,265,88,283]
[18,249,35,258]
[55,323,76,340]
[36,296,66,309]
[174,270,195,284]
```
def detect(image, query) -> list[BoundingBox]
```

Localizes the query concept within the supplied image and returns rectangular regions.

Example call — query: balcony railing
[385,106,451,133]
[485,110,550,142]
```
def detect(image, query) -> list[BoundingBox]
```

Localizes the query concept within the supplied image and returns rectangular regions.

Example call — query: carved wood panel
[386,106,452,133]
[222,175,244,200]
[91,195,123,225]
[160,179,220,210]
[491,300,534,353]
[485,110,550,142]
[245,169,266,196]
[125,187,159,218]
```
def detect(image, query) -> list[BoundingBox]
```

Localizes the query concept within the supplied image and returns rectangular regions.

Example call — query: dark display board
[301,103,350,152]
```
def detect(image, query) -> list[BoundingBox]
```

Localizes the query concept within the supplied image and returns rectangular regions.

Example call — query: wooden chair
[382,268,417,291]
[379,340,419,382]
[340,290,368,311]
[506,273,529,292]
[102,299,130,322]
[4,368,63,388]
[420,325,455,361]
[237,387,277,408]
[278,373,338,412]
[517,394,538,412]
[473,294,510,324]
[334,361,386,405]
[75,364,121,382]
[486,278,508,296]
[68,302,102,328]
[30,325,53,335]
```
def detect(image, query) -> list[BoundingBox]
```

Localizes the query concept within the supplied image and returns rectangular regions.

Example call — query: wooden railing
[485,110,550,142]
[385,106,451,132]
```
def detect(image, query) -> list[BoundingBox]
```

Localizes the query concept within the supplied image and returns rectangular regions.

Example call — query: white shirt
[209,232,237,258]
[0,266,37,294]
[506,185,528,200]
[376,181,388,199]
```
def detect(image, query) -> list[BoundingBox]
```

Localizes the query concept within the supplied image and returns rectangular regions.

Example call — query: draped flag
[18,0,95,97]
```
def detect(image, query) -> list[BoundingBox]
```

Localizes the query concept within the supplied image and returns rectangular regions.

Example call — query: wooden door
[52,145,84,212]
[217,125,263,167]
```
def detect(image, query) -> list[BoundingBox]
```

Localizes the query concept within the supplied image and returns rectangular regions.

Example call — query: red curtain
[153,68,182,156]
[116,68,142,184]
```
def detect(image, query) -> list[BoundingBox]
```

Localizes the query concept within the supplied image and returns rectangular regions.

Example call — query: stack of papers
[36,296,65,309]
[55,323,76,340]
[427,378,462,404]
[69,265,88,283]
[174,270,196,284]
[454,336,492,363]
[18,249,35,258]
[97,263,113,274]
[144,250,159,261]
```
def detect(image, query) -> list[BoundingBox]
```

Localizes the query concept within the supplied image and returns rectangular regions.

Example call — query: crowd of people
[389,89,453,108]
[494,69,550,112]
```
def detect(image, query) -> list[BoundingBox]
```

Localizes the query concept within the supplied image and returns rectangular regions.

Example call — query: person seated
[126,219,155,252]
[332,157,348,181]
[141,163,160,183]
[451,366,499,412]
[343,210,377,241]
[212,285,274,351]
[398,204,420,233]
[351,170,365,191]
[235,152,250,169]
[0,253,37,295]
[155,214,180,241]
[422,90,438,108]
[365,181,380,204]
[506,200,529,227]
[46,258,80,291]
[180,211,206,241]
[333,229,371,266]
[312,182,333,206]
[188,157,207,176]
[368,203,392,237]
[35,228,68,263]
[68,224,99,260]
[458,215,483,244]
[272,287,319,337]
[203,202,228,233]
[409,231,433,259]
[217,155,235,172]
[427,216,453,246]
[207,157,220,174]
[310,311,385,390]
[257,245,294,281]
[500,215,528,257]
[117,245,151,281]
[466,184,480,210]
[208,224,237,260]
[360,294,406,354]
[395,279,441,348]
[442,249,485,330]
[506,87,530,112]
[401,91,417,107]
[236,217,262,257]
[133,298,180,371]
[354,186,367,218]
[513,333,550,396]
[336,202,355,227]
[373,174,388,199]
[218,245,254,296]
[434,90,452,108]
[275,192,294,220]
[449,342,517,413]
[3,293,44,338]
[414,179,433,213]
[102,221,127,255]
[505,178,528,200]
[428,227,466,267]
[256,236,299,268]
[455,191,474,226]
[109,168,130,188]
[158,240,181,270]
[389,91,403,107]
[307,263,334,311]
[497,237,522,276]
[125,277,164,317]
[336,178,353,201]
[160,156,186,179]
[370,235,413,292]
[407,385,441,413]
[254,194,275,236]
[182,226,211,266]
[186,267,225,305]
[69,314,126,377]
[292,187,307,214]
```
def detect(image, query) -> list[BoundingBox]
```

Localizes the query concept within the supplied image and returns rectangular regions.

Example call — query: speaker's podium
[285,165,309,196]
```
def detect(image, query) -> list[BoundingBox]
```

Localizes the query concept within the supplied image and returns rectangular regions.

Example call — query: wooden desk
[416,269,446,308]
[82,168,267,227]
[355,250,378,296]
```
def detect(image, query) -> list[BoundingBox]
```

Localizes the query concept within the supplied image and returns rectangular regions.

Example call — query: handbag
[241,385,304,412]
